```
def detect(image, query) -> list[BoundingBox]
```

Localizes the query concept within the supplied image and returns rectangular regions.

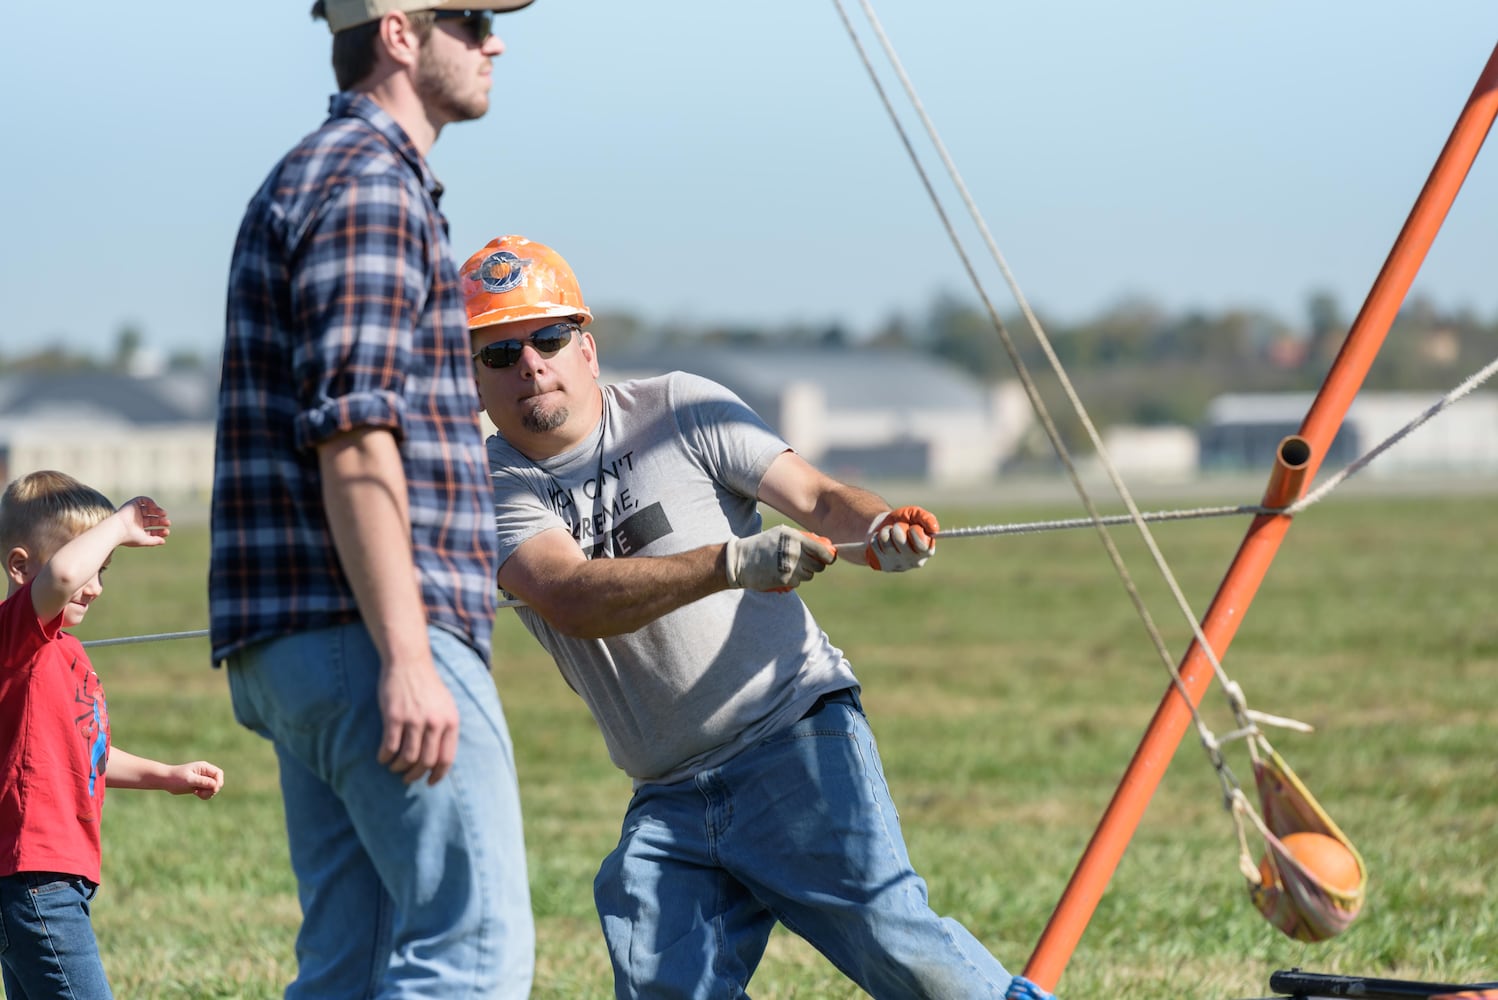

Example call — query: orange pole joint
[1021,37,1498,995]
[1263,436,1312,510]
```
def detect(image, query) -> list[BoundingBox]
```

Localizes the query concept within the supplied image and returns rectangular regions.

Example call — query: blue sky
[4,2,1497,359]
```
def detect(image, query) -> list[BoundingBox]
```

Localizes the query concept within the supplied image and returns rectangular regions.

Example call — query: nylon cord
[831,0,1498,800]
[832,0,1242,751]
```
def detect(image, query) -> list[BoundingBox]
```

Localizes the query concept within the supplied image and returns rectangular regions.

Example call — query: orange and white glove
[864,506,939,572]
[724,525,837,591]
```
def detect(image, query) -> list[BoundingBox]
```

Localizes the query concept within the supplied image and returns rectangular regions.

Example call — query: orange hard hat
[460,235,591,330]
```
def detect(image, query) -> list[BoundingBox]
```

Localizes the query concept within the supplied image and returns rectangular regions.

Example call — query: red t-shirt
[0,580,110,883]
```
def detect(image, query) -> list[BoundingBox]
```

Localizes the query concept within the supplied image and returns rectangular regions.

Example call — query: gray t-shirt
[489,371,859,785]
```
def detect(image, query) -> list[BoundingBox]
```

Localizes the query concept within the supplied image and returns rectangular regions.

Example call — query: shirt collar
[326,92,445,204]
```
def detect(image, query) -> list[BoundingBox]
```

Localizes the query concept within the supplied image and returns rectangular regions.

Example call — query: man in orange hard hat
[460,234,1058,1000]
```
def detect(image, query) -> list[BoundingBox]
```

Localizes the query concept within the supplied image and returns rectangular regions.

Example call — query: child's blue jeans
[0,872,113,1000]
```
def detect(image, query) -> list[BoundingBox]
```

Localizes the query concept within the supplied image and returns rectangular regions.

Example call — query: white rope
[926,354,1498,544]
[81,599,529,649]
[935,503,1266,539]
[1284,355,1498,514]
[832,0,1247,766]
[832,0,1498,823]
[833,502,1268,559]
[83,629,209,649]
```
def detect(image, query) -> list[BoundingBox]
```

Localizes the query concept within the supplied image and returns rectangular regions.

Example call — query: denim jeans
[0,872,112,1000]
[593,689,1014,999]
[228,622,533,999]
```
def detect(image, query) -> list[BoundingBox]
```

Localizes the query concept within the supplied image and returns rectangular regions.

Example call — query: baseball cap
[321,0,535,34]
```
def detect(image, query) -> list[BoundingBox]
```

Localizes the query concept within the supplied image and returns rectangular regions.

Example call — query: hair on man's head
[0,471,114,561]
[310,1,437,92]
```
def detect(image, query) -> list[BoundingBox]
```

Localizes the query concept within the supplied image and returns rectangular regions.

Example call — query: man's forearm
[799,480,889,551]
[510,543,729,639]
[755,451,890,559]
[318,428,431,667]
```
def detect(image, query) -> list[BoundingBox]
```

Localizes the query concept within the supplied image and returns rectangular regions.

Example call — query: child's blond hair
[0,470,115,561]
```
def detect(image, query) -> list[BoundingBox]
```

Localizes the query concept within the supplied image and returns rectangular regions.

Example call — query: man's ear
[6,546,32,588]
[378,10,423,69]
[580,331,600,378]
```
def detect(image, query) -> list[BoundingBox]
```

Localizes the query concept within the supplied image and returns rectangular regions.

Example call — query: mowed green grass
[78,489,1498,998]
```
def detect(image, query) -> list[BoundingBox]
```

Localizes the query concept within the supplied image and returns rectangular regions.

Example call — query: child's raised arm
[31,497,170,623]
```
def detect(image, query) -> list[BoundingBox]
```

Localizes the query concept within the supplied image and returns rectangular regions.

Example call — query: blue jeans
[0,872,112,1000]
[594,690,1013,999]
[228,623,533,999]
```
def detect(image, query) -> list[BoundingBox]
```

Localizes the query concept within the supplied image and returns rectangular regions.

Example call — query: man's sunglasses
[472,322,578,369]
[432,9,493,45]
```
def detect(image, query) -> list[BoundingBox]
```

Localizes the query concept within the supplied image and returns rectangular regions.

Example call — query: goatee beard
[522,403,568,434]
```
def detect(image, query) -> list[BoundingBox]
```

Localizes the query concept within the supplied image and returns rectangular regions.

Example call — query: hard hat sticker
[477,251,531,294]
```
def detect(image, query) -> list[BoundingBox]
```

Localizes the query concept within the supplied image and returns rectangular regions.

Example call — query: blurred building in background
[596,345,1031,485]
[6,364,1497,502]
[1198,391,1498,477]
[0,372,216,501]
[1078,425,1200,483]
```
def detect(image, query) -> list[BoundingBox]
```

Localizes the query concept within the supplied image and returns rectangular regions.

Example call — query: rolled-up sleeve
[290,173,432,452]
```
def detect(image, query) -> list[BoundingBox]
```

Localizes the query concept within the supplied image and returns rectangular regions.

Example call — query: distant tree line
[4,291,1490,447]
[0,323,208,376]
[590,288,1495,446]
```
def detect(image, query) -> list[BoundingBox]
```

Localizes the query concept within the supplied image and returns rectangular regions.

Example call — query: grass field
[75,487,1498,998]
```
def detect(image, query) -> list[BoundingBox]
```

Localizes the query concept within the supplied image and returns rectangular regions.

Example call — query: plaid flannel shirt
[210,92,497,664]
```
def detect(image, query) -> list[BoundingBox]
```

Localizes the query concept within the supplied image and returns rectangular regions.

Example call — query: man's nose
[516,343,549,375]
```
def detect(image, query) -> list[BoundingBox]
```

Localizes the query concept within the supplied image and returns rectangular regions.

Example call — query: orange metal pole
[1022,39,1498,994]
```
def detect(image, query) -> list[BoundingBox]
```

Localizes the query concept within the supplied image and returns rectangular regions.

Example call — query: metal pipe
[1263,436,1311,510]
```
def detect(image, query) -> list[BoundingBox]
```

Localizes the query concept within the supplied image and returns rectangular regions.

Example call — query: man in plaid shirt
[209,3,536,996]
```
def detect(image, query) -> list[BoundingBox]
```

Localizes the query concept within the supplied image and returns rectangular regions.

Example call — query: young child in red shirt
[0,470,224,999]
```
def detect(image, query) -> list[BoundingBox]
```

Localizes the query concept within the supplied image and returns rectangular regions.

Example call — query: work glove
[864,505,939,572]
[724,525,837,592]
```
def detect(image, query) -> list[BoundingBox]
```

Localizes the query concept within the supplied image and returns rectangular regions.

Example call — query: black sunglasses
[432,9,493,44]
[472,322,578,369]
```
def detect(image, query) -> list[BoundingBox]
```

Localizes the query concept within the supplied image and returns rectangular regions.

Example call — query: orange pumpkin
[1261,831,1361,895]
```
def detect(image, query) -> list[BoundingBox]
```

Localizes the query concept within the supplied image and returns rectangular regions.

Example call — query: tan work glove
[724,525,837,591]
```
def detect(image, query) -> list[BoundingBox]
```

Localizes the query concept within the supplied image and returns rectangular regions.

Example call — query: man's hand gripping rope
[863,505,939,571]
[724,525,838,592]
